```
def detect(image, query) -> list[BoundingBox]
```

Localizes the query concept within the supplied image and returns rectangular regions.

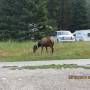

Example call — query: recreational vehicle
[74,30,90,41]
[52,31,75,42]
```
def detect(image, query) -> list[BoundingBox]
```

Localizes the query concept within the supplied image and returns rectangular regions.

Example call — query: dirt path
[0,68,90,90]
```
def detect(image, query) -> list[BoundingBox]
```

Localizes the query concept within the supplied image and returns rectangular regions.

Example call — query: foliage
[70,0,88,31]
[0,0,89,40]
[0,0,49,40]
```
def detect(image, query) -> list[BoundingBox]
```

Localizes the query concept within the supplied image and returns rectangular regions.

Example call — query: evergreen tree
[0,0,48,40]
[47,0,73,30]
[0,0,89,40]
[71,0,88,31]
[47,0,60,29]
[86,0,90,29]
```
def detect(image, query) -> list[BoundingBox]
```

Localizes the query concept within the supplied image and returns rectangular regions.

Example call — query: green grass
[2,64,90,70]
[22,64,90,69]
[0,41,89,61]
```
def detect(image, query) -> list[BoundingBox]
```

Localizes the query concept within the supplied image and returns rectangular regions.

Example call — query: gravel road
[0,59,90,90]
[0,68,90,90]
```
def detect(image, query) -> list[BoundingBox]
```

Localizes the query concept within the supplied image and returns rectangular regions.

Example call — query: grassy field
[0,41,89,61]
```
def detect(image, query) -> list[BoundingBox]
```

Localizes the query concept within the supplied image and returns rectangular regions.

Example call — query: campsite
[0,0,90,90]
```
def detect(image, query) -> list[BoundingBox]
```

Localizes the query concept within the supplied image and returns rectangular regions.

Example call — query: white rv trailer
[74,30,90,41]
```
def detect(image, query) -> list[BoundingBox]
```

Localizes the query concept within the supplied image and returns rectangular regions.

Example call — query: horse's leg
[52,47,54,53]
[41,46,43,53]
[50,46,54,53]
[45,47,48,53]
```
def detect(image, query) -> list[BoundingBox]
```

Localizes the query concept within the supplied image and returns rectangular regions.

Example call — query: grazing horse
[33,37,54,53]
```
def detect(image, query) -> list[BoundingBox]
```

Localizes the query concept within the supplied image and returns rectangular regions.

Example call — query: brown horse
[33,37,54,53]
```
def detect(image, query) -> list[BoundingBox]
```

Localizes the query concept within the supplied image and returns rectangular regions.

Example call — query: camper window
[88,33,90,37]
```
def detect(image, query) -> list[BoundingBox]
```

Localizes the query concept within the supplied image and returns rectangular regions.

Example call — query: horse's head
[33,44,38,53]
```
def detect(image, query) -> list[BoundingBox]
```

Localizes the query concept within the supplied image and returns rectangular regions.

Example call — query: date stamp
[69,75,90,79]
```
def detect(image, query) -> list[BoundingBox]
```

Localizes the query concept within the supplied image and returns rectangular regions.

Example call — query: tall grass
[0,41,90,61]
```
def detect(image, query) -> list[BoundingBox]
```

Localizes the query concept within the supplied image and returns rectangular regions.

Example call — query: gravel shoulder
[0,68,90,90]
[0,59,90,90]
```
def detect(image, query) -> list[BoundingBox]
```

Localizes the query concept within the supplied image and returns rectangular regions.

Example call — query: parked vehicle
[52,30,75,42]
[73,30,90,41]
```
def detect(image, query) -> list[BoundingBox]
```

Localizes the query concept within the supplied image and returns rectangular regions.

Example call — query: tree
[0,0,49,40]
[70,0,88,32]
[47,0,60,29]
[47,0,73,30]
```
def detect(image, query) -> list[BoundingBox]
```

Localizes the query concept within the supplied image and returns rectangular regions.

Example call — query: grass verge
[22,64,90,69]
[2,64,90,70]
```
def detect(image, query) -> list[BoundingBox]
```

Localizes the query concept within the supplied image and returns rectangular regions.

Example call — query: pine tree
[47,0,60,27]
[47,0,73,30]
[0,0,48,40]
[71,0,88,31]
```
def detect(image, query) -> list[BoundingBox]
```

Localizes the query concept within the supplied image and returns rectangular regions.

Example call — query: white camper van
[74,30,90,41]
[52,31,75,42]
